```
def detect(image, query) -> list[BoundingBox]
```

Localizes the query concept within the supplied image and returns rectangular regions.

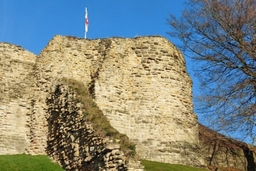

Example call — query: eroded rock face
[0,35,204,170]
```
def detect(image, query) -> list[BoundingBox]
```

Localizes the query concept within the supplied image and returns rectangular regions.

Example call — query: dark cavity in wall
[88,72,97,99]
[89,39,112,99]
[243,146,256,171]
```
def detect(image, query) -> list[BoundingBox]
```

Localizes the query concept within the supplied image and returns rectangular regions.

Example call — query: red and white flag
[85,8,89,33]
[84,7,89,38]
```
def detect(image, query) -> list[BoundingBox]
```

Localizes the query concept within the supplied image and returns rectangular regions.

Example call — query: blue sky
[0,0,203,119]
[0,0,186,54]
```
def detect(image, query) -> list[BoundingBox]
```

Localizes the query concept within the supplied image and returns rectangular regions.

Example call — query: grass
[0,154,64,171]
[0,155,211,171]
[141,160,209,171]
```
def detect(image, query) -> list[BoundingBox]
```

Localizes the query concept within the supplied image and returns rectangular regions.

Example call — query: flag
[85,8,89,32]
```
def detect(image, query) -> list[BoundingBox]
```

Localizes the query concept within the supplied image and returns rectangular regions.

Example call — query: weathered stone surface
[34,35,203,166]
[0,43,36,154]
[46,84,130,171]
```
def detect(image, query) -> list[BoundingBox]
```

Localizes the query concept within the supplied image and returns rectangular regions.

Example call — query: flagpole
[84,7,88,39]
[84,7,86,39]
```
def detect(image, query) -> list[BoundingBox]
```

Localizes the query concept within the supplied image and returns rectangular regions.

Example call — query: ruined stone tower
[0,35,204,170]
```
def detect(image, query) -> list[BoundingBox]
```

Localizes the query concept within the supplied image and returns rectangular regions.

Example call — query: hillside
[199,124,256,171]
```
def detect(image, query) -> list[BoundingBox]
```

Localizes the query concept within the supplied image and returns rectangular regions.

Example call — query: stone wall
[0,35,205,167]
[0,43,36,154]
[0,41,143,171]
[46,83,141,171]
[34,35,203,166]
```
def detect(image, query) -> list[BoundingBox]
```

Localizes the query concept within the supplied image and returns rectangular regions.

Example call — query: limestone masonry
[0,35,255,171]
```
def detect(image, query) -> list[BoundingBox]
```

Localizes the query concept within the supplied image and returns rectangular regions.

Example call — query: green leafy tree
[168,0,256,144]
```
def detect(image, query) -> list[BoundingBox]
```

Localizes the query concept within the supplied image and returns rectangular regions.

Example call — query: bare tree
[167,0,256,144]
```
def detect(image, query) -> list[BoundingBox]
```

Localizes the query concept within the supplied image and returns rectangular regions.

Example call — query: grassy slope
[0,155,210,171]
[0,154,64,171]
[142,160,209,171]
